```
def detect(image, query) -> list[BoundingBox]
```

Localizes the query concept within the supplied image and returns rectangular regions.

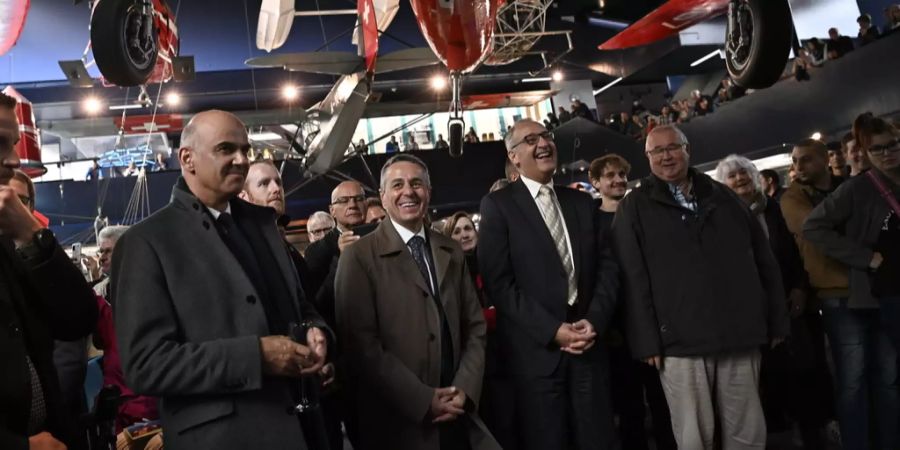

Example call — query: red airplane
[598,0,793,89]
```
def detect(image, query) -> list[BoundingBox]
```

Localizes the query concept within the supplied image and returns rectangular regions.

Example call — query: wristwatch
[17,228,56,261]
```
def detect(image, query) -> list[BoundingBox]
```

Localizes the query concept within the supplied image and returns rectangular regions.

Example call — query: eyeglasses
[646,143,686,158]
[868,139,900,156]
[309,227,333,237]
[17,194,32,206]
[331,195,365,205]
[511,131,554,149]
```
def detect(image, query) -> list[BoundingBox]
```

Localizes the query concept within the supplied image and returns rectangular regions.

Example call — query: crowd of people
[1,75,899,450]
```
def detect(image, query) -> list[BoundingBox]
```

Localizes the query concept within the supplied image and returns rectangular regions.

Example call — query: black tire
[725,0,792,89]
[91,0,158,87]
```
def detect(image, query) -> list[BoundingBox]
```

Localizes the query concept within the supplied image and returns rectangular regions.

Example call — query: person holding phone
[0,91,98,450]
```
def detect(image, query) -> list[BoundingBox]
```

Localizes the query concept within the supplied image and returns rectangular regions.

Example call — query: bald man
[303,180,368,446]
[111,110,331,450]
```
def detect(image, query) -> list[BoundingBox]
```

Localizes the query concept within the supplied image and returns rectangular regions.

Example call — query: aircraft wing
[246,51,364,75]
[598,0,729,50]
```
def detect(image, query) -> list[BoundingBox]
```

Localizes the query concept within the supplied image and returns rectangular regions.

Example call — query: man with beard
[336,154,498,450]
[239,158,339,450]
[784,137,896,449]
[588,154,676,450]
[112,110,330,450]
[478,119,619,450]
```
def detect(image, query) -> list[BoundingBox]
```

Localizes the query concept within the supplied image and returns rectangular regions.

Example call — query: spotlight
[83,96,103,115]
[282,84,299,101]
[165,92,181,106]
[551,70,563,82]
[811,132,822,140]
[430,75,447,90]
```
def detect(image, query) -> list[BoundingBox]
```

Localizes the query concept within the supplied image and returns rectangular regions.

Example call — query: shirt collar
[390,218,427,245]
[206,202,232,219]
[520,174,554,199]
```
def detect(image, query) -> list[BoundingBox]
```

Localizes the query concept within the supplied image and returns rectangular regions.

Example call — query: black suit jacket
[478,180,618,377]
[0,238,97,450]
[304,228,341,329]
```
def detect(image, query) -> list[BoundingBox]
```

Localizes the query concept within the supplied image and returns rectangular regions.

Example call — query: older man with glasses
[479,118,619,450]
[303,180,369,446]
[306,211,336,244]
[611,125,789,450]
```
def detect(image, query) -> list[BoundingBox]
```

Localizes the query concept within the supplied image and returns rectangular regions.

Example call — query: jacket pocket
[170,397,235,434]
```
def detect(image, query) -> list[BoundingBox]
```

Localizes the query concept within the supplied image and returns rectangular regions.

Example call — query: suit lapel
[556,189,582,275]
[428,232,453,302]
[232,200,300,308]
[376,221,433,296]
[510,180,565,272]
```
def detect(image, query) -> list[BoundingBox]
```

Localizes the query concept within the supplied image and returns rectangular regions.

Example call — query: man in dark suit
[478,119,619,450]
[336,154,499,450]
[0,92,98,450]
[239,158,340,450]
[112,110,331,450]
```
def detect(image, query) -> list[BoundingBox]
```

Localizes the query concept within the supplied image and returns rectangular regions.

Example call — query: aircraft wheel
[448,119,464,158]
[725,0,792,89]
[91,0,158,87]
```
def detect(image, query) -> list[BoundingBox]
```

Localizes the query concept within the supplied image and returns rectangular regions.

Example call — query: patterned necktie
[26,354,46,434]
[536,185,578,305]
[407,236,435,294]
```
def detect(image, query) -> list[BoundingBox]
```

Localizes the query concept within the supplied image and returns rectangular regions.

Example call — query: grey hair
[714,154,761,192]
[379,154,431,191]
[98,225,129,245]
[306,211,335,231]
[504,118,543,152]
[645,124,689,150]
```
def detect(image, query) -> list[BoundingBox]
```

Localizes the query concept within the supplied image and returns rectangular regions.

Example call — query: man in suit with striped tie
[478,119,620,450]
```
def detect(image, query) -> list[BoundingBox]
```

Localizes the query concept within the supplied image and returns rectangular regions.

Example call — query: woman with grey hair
[715,154,830,449]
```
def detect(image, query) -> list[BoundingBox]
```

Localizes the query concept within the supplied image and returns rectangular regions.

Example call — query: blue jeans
[821,298,899,450]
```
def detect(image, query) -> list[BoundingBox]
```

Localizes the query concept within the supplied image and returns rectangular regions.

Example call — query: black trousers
[609,344,676,450]
[513,350,618,450]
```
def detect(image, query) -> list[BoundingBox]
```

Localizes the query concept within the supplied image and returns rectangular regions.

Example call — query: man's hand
[569,319,597,352]
[320,362,336,387]
[28,432,67,450]
[430,387,465,423]
[555,323,596,355]
[644,355,661,369]
[307,327,328,364]
[770,337,786,349]
[788,288,807,318]
[338,231,360,253]
[870,252,884,270]
[260,335,318,378]
[0,186,42,247]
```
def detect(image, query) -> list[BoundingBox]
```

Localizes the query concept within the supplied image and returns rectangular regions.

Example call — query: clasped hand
[430,386,466,423]
[554,319,597,355]
[260,327,328,378]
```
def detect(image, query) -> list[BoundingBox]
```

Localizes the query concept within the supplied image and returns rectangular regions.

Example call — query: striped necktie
[536,185,578,305]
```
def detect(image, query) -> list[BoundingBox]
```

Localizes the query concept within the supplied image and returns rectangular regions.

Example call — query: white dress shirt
[206,203,233,220]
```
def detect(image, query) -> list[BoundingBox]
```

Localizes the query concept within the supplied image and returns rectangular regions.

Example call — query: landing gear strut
[447,72,464,158]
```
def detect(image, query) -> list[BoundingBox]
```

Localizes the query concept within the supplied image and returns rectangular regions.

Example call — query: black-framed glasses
[646,143,686,158]
[17,194,32,207]
[511,131,554,149]
[331,195,365,205]
[868,139,900,156]
[309,226,333,237]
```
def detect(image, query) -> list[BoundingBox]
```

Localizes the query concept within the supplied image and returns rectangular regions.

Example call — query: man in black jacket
[611,125,789,450]
[0,92,98,450]
[479,119,619,450]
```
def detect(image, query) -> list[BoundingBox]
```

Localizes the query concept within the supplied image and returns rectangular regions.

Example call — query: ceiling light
[690,49,722,67]
[83,96,103,114]
[249,131,283,141]
[521,77,551,83]
[551,71,563,82]
[811,132,822,140]
[282,84,299,101]
[430,75,447,90]
[165,92,181,106]
[593,77,623,95]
